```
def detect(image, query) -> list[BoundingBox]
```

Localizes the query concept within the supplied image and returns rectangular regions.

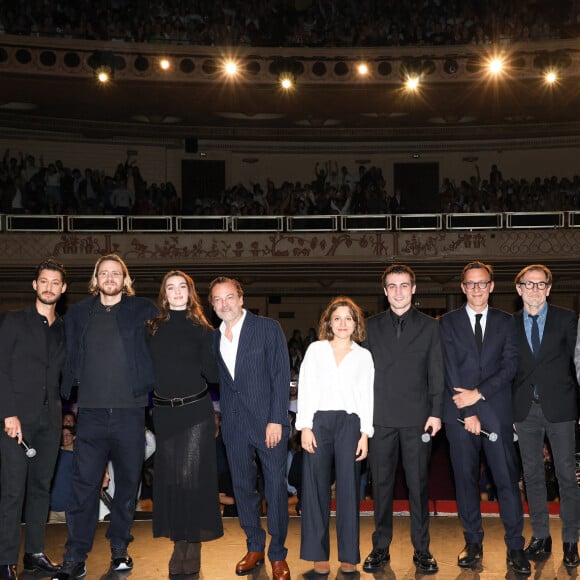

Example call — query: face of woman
[329,305,356,340]
[164,275,189,310]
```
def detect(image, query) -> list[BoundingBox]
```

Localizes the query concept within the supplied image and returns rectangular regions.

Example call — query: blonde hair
[88,254,135,296]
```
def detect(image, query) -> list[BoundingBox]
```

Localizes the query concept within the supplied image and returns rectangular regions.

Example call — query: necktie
[474,313,483,352]
[530,314,540,356]
[395,316,403,339]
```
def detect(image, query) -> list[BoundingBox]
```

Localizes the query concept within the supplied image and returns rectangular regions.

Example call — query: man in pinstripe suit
[210,277,291,580]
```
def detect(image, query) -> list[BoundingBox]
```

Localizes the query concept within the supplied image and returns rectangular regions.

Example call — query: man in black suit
[440,261,530,575]
[513,264,580,568]
[0,259,67,580]
[210,277,291,580]
[363,264,443,574]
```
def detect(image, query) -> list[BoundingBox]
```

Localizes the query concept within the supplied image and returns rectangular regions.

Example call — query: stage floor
[17,515,575,579]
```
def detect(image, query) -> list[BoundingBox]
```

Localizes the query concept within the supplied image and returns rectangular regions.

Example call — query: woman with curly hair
[147,271,223,577]
[296,296,374,575]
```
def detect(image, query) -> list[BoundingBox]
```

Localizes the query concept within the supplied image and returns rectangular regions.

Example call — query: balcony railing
[2,212,577,234]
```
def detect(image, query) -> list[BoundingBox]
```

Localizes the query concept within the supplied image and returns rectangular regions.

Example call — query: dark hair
[514,264,552,286]
[208,276,244,302]
[35,258,66,283]
[318,296,366,342]
[147,270,211,335]
[381,264,416,288]
[462,261,494,282]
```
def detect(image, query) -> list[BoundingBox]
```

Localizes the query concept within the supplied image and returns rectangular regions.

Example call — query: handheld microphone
[456,418,498,442]
[19,438,37,458]
[421,426,433,443]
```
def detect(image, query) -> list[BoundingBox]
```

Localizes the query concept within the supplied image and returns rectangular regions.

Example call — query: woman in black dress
[147,270,223,577]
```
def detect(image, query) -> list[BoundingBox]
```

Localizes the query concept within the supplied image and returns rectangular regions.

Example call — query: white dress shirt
[296,339,374,437]
[219,309,247,379]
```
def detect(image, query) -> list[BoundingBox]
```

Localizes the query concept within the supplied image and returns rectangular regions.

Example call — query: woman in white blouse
[296,296,374,575]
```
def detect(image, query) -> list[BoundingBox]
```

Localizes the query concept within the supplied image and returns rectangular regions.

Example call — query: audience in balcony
[1,149,580,217]
[0,0,577,48]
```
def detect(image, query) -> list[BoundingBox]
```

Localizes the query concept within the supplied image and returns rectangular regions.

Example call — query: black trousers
[300,411,361,564]
[370,424,432,552]
[0,405,60,564]
[64,407,145,562]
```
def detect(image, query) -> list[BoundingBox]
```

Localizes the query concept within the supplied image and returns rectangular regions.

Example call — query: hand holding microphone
[456,418,498,442]
[15,432,37,458]
[421,426,433,443]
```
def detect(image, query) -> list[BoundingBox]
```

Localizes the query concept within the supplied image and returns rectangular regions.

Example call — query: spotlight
[96,67,112,83]
[488,57,504,75]
[443,59,458,74]
[279,74,294,90]
[544,69,558,84]
[405,74,420,91]
[224,60,238,76]
[357,62,369,76]
[159,58,171,71]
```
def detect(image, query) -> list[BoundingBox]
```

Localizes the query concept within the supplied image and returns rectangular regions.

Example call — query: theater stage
[17,515,573,579]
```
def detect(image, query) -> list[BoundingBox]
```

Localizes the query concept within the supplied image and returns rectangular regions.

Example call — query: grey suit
[213,310,291,561]
[514,305,580,543]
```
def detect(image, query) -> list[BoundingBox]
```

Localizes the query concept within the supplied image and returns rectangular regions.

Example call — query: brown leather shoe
[235,551,265,576]
[271,559,291,580]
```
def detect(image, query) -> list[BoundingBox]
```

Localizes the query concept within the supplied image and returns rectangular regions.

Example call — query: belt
[153,388,208,407]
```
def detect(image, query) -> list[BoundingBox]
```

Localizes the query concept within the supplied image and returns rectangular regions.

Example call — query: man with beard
[209,277,291,580]
[53,254,157,580]
[0,259,67,580]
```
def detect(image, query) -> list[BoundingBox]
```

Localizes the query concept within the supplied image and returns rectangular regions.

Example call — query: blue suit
[440,306,524,550]
[213,311,290,561]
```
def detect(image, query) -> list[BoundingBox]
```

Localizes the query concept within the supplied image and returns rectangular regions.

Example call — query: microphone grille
[488,432,498,443]
[26,448,37,458]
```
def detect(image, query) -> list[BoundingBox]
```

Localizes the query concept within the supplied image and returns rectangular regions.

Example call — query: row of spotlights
[94,55,562,87]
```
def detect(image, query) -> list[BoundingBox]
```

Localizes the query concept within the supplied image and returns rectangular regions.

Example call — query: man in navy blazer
[210,277,291,580]
[513,264,580,568]
[440,261,530,575]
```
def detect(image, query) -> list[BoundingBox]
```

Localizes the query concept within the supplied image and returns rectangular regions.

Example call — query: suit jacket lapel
[234,311,254,380]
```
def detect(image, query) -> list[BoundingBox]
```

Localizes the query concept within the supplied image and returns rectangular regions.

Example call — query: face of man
[384,272,416,315]
[210,282,244,326]
[462,267,494,313]
[33,269,66,306]
[96,259,125,298]
[515,269,551,313]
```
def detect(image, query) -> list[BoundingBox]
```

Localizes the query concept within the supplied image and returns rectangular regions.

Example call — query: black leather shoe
[524,536,552,561]
[362,548,390,572]
[507,549,531,575]
[413,550,438,574]
[458,543,483,567]
[23,552,60,574]
[0,564,17,580]
[51,560,86,580]
[563,543,580,568]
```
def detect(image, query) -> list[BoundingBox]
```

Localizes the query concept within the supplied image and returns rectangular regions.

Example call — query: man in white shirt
[209,277,291,580]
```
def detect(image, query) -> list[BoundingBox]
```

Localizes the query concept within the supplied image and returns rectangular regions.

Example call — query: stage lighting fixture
[357,62,369,76]
[544,69,558,84]
[279,74,294,90]
[488,57,504,75]
[159,58,171,70]
[96,66,112,83]
[224,60,238,76]
[405,74,420,91]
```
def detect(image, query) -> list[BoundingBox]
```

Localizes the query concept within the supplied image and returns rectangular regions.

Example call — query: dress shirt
[465,304,488,337]
[295,340,374,437]
[523,302,547,351]
[219,309,247,380]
